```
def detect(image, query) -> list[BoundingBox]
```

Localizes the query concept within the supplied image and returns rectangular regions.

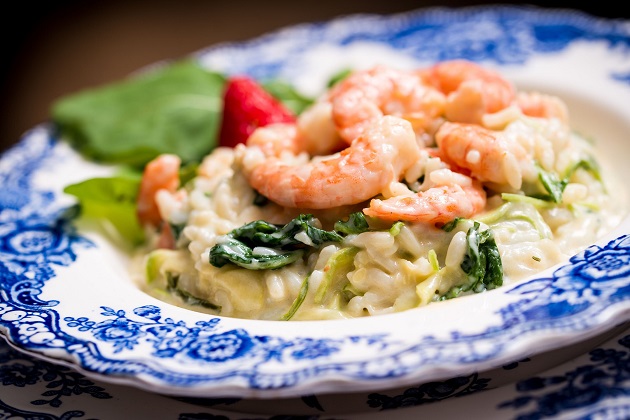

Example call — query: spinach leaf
[261,80,314,115]
[52,60,226,168]
[533,158,603,203]
[209,238,304,270]
[333,212,370,235]
[441,221,503,300]
[209,213,368,270]
[63,173,145,245]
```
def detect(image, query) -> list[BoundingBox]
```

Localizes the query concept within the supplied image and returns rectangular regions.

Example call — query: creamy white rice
[135,97,627,321]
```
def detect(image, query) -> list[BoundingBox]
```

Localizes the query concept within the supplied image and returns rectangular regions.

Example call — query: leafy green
[52,59,226,168]
[327,68,352,88]
[334,212,370,235]
[63,173,144,245]
[533,158,603,203]
[209,213,368,270]
[440,222,503,300]
[441,217,464,233]
[209,238,305,270]
[314,247,359,304]
[281,275,310,321]
[261,80,314,115]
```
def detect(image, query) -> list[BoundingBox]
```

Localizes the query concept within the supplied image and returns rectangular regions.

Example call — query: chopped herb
[532,255,541,262]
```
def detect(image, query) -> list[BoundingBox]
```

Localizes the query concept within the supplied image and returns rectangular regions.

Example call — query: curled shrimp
[516,91,569,124]
[419,59,516,124]
[241,115,422,209]
[328,65,446,143]
[435,122,529,190]
[364,169,486,225]
[137,153,181,227]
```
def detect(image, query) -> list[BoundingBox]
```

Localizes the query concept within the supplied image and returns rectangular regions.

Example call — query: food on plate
[58,59,627,321]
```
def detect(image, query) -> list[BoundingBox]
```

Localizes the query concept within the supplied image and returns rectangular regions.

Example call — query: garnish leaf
[63,173,144,245]
[52,59,226,168]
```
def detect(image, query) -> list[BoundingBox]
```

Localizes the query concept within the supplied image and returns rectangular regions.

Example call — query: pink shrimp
[419,59,516,124]
[364,175,486,225]
[242,115,422,209]
[435,122,529,190]
[136,154,181,227]
[516,91,569,124]
[327,65,446,143]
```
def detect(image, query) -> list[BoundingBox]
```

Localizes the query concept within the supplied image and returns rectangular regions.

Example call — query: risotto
[135,60,627,321]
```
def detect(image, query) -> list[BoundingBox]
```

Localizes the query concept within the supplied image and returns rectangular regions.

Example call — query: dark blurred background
[1,0,625,151]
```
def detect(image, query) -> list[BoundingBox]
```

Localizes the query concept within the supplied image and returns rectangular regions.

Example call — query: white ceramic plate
[1,5,629,400]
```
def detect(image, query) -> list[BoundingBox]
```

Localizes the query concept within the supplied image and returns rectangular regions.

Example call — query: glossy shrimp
[241,115,422,209]
[364,168,486,225]
[516,91,569,124]
[435,122,530,190]
[327,65,446,143]
[419,59,516,124]
[137,153,181,227]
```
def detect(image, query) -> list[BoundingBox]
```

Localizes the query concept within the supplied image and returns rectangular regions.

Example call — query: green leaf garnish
[63,173,144,245]
[52,59,226,168]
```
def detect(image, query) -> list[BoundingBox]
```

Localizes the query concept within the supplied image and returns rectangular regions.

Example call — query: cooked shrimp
[241,115,422,209]
[328,65,446,143]
[295,100,347,155]
[419,59,516,124]
[516,91,569,124]
[435,122,529,190]
[364,170,486,225]
[137,154,181,227]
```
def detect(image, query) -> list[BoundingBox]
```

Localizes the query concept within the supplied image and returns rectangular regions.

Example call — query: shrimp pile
[136,59,623,321]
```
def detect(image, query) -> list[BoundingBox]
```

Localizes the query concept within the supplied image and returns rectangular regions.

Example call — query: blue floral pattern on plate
[0,5,629,399]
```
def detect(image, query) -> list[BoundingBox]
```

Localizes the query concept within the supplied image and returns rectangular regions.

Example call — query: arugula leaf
[52,60,226,168]
[63,173,144,245]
